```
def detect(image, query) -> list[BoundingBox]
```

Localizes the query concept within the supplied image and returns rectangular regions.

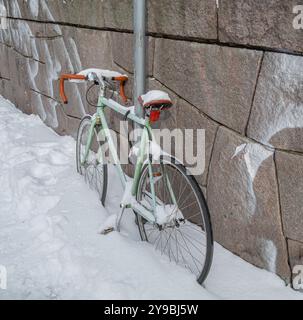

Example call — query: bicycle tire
[76,115,108,206]
[136,155,213,284]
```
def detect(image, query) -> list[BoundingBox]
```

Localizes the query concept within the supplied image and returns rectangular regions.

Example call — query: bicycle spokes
[137,160,212,282]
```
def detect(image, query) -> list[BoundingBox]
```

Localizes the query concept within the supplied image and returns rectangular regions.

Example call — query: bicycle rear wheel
[136,156,213,284]
[76,115,108,206]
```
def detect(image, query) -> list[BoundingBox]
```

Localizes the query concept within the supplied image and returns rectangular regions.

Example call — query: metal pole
[133,0,146,119]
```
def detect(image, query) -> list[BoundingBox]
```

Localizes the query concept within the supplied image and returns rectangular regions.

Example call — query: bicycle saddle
[138,90,173,109]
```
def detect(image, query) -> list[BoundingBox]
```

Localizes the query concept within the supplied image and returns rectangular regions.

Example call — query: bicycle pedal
[100,227,115,235]
[153,172,162,177]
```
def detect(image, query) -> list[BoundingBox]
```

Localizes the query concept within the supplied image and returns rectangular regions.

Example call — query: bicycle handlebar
[59,73,128,105]
[60,74,87,104]
[114,75,128,104]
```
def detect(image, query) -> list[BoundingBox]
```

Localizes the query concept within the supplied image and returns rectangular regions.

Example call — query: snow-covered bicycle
[59,69,214,284]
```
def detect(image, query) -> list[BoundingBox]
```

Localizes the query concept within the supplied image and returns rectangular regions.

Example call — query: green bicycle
[59,69,214,284]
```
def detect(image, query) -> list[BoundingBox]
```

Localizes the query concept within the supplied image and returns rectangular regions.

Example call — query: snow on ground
[0,96,301,300]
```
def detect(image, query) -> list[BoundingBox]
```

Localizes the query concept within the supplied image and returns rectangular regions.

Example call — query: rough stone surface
[65,114,81,139]
[247,52,303,152]
[30,21,62,39]
[0,19,12,46]
[207,127,290,280]
[9,19,31,57]
[8,0,217,40]
[0,43,10,79]
[111,33,155,76]
[8,50,32,114]
[176,100,218,186]
[23,0,106,28]
[219,0,303,54]
[102,0,133,30]
[60,82,87,120]
[0,79,13,106]
[5,0,303,55]
[18,0,132,30]
[1,0,22,19]
[148,0,217,40]
[276,151,303,243]
[63,26,114,72]
[154,38,263,134]
[14,22,115,119]
[288,239,303,270]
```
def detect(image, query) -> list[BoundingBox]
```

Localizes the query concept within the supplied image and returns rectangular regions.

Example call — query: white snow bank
[0,96,301,300]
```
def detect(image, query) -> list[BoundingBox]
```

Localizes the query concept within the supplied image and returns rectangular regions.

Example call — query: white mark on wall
[2,0,86,127]
[232,143,247,159]
[261,239,277,274]
[0,0,11,43]
[243,144,272,182]
[10,0,21,18]
[68,37,82,72]
[31,92,47,124]
[27,0,40,18]
[0,3,8,30]
[39,0,86,117]
[254,53,303,146]
[260,100,303,147]
[232,142,272,216]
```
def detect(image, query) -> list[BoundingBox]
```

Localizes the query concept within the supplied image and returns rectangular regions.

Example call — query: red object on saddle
[138,90,173,122]
[138,91,172,109]
[150,110,161,122]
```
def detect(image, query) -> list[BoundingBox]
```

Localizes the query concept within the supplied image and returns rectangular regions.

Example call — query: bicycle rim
[136,157,213,284]
[76,116,108,206]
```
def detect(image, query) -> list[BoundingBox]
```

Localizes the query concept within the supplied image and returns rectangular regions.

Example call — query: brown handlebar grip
[114,76,128,104]
[59,74,87,104]
[119,82,127,104]
[60,76,68,104]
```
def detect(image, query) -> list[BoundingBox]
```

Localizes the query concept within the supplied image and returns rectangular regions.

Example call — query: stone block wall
[0,0,303,284]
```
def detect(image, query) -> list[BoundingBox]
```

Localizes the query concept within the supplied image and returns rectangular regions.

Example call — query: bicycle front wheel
[136,157,213,284]
[76,115,108,206]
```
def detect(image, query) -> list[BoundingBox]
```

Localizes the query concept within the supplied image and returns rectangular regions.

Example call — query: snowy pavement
[0,97,301,300]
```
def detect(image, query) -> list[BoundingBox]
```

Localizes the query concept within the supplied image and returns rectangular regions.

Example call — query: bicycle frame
[81,94,178,224]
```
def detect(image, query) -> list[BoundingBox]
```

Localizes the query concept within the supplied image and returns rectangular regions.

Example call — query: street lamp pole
[133,0,146,119]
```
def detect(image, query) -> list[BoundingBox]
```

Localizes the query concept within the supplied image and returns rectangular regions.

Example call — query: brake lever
[87,72,100,85]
